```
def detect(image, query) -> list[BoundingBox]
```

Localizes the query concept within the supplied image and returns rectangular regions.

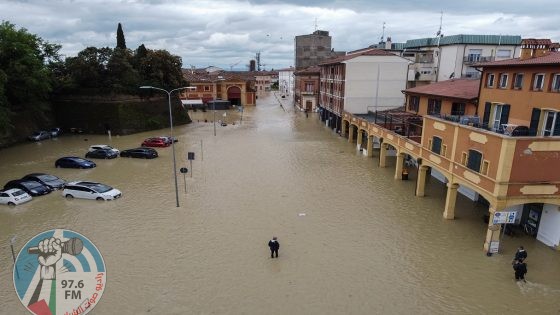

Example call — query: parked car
[55,157,96,169]
[62,181,122,201]
[120,148,158,159]
[158,136,178,144]
[141,137,170,147]
[3,179,52,196]
[0,188,32,206]
[50,127,62,137]
[85,148,119,159]
[22,173,66,190]
[88,144,120,154]
[28,131,51,141]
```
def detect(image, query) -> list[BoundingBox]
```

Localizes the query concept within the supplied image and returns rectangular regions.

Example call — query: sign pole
[10,236,19,279]
[201,140,203,161]
[190,160,193,178]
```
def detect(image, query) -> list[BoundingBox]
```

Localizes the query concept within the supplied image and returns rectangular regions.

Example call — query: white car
[0,188,32,206]
[62,181,122,201]
[88,144,119,154]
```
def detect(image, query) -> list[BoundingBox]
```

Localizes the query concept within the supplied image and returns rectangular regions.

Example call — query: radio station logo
[13,229,106,315]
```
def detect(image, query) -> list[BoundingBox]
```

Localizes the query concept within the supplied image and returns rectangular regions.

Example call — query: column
[379,143,387,167]
[443,183,459,219]
[416,165,429,197]
[483,208,502,253]
[356,129,363,148]
[394,152,404,180]
[366,136,373,157]
[348,126,354,143]
[341,121,347,137]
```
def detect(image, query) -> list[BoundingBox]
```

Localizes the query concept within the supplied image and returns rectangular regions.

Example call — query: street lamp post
[140,85,195,207]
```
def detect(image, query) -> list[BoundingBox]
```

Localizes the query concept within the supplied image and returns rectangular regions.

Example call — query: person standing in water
[513,259,527,282]
[268,237,280,258]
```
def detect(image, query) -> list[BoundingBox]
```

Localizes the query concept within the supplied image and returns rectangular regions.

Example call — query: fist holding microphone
[28,237,83,280]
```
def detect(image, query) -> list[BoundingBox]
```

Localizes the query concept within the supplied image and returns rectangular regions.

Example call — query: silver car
[28,131,51,141]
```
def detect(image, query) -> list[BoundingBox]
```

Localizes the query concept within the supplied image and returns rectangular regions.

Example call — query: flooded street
[1,92,560,314]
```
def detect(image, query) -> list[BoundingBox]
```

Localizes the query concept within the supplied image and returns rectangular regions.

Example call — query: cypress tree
[116,23,126,49]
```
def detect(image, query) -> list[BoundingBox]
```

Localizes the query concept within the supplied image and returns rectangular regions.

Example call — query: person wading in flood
[268,237,280,258]
[513,259,528,282]
[513,246,528,263]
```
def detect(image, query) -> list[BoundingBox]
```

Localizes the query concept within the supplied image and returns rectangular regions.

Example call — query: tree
[0,21,60,132]
[116,23,126,49]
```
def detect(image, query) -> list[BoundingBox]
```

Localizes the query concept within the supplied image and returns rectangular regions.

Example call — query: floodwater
[1,92,560,314]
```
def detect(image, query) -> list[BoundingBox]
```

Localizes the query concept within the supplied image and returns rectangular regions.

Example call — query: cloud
[1,0,558,70]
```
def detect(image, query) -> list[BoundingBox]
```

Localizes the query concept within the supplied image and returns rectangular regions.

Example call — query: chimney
[520,38,552,60]
[385,36,392,50]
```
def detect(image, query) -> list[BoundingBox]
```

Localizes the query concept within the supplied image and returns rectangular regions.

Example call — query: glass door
[542,111,558,136]
[492,105,503,131]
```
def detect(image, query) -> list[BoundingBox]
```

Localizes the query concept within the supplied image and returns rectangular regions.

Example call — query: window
[204,86,210,91]
[513,73,524,89]
[431,137,442,154]
[491,104,510,131]
[408,96,419,112]
[496,49,511,58]
[541,110,560,136]
[533,73,545,91]
[551,74,560,92]
[451,103,465,116]
[499,73,508,88]
[305,82,314,92]
[427,99,441,115]
[486,73,495,87]
[441,144,448,157]
[467,49,482,62]
[467,150,483,172]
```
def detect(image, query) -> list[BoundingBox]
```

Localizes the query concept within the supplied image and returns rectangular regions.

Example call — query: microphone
[28,238,84,256]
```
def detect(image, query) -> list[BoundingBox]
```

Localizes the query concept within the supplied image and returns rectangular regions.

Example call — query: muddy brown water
[1,93,559,314]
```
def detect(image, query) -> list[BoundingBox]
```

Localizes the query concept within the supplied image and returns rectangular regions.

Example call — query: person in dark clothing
[513,259,527,282]
[514,246,528,263]
[268,237,280,258]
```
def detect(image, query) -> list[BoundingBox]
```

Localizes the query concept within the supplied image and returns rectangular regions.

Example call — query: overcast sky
[2,0,559,70]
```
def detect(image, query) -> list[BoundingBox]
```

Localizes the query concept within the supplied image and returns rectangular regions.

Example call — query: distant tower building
[249,60,256,71]
[295,30,342,69]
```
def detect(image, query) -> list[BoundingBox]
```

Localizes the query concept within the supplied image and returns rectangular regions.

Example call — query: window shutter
[500,104,510,125]
[529,108,541,136]
[432,137,442,154]
[482,102,491,127]
[554,114,560,136]
[467,150,483,172]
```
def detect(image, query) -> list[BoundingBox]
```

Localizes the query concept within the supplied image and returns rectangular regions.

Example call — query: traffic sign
[180,167,188,174]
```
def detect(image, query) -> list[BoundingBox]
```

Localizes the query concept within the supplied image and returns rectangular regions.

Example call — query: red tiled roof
[182,69,277,82]
[295,66,320,75]
[475,51,560,67]
[319,49,396,66]
[403,79,479,100]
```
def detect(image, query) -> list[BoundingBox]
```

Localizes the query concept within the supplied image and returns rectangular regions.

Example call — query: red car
[141,138,170,147]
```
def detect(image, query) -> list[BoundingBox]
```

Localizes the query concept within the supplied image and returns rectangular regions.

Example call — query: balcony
[301,91,316,95]
[461,72,481,79]
[463,56,494,64]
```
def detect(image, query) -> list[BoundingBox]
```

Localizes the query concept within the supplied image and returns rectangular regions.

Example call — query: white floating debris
[298,213,306,217]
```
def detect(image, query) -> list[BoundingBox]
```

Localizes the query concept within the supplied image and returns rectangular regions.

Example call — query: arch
[504,198,560,209]
[227,86,242,106]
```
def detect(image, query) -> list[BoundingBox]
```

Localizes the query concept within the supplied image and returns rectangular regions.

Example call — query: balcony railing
[301,91,316,95]
[432,114,534,137]
[463,56,495,63]
[461,72,481,79]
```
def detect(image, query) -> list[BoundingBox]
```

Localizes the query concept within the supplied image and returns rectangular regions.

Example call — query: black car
[55,157,96,169]
[4,179,52,196]
[85,148,119,159]
[22,173,66,190]
[120,148,158,159]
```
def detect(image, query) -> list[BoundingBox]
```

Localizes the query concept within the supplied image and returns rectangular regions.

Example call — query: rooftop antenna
[380,22,386,43]
[314,18,318,31]
[436,10,443,37]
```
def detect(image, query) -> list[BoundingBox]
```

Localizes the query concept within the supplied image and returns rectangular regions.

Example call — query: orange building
[404,79,479,117]
[340,39,560,251]
[294,66,320,111]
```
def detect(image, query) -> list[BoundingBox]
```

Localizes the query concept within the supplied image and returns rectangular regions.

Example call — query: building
[253,71,278,92]
[181,69,256,107]
[294,66,320,111]
[318,48,410,131]
[338,39,560,251]
[294,30,345,69]
[404,35,522,88]
[278,67,295,96]
[404,79,479,117]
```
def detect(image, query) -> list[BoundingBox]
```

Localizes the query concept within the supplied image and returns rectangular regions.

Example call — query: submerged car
[62,181,122,201]
[55,157,96,169]
[158,136,178,144]
[50,127,62,137]
[141,137,170,147]
[22,173,66,190]
[0,188,32,206]
[85,148,119,159]
[3,179,52,196]
[88,144,120,154]
[28,131,51,141]
[120,148,158,159]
